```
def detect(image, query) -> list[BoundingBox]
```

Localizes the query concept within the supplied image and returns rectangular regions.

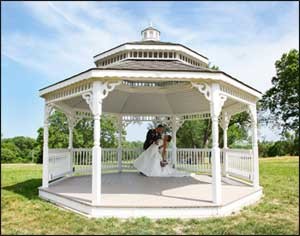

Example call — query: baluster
[107,150,109,169]
[109,150,112,169]
[80,150,83,172]
[82,150,84,172]
[78,150,80,172]
[192,150,195,172]
[185,150,187,170]
[106,149,108,169]
[239,154,241,172]
[196,150,198,172]
[74,151,77,173]
[84,150,87,173]
[82,150,84,173]
[110,150,113,169]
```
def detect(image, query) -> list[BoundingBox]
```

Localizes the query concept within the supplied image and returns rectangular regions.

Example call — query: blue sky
[1,1,299,141]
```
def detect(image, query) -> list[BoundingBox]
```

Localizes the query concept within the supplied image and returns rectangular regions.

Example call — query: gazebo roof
[39,26,262,117]
[103,59,211,71]
[93,40,209,61]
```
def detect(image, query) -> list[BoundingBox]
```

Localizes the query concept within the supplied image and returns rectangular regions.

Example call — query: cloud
[2,1,298,140]
[2,1,299,91]
[2,1,139,82]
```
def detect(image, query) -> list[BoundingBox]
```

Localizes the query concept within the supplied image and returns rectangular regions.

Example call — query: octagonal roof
[39,26,262,106]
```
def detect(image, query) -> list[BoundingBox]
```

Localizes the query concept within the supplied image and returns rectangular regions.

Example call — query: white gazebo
[38,26,263,218]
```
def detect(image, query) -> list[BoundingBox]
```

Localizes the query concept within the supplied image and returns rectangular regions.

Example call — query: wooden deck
[43,172,257,207]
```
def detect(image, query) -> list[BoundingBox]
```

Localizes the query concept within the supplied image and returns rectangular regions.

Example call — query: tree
[1,148,17,163]
[175,111,251,149]
[260,49,299,136]
[1,137,37,163]
[35,111,123,163]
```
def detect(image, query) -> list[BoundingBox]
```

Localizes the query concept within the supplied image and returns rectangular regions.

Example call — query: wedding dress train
[133,140,190,177]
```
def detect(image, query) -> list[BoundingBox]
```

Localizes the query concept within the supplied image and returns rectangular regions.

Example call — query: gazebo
[38,26,263,218]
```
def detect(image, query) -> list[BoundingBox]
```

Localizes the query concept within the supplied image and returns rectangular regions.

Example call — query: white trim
[39,69,261,99]
[93,44,209,64]
[38,187,263,219]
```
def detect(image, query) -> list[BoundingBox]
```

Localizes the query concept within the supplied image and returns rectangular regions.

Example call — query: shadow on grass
[2,178,42,200]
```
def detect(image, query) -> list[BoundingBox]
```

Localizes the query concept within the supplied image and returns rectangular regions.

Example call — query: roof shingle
[103,59,214,72]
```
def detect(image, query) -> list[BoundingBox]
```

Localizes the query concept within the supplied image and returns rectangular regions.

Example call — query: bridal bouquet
[160,160,168,167]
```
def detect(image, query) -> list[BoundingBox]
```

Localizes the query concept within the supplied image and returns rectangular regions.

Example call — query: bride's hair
[165,135,172,142]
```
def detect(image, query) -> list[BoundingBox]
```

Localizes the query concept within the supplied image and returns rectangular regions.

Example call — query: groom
[143,124,165,150]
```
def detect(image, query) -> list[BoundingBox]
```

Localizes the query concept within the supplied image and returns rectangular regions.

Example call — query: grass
[1,156,299,235]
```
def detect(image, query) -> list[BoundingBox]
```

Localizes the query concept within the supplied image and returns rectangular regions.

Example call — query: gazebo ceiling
[60,84,238,115]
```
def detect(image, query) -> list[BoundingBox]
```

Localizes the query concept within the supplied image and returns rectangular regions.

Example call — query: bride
[133,134,190,177]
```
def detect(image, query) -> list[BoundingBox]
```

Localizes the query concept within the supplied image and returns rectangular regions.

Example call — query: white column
[210,84,224,204]
[42,103,51,188]
[117,115,122,173]
[82,80,121,206]
[191,82,226,204]
[68,126,73,149]
[249,104,259,188]
[91,82,103,206]
[221,112,230,177]
[171,116,177,168]
[68,124,74,173]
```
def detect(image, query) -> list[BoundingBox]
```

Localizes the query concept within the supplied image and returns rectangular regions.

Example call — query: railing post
[42,103,52,188]
[223,148,229,177]
[248,104,259,188]
[117,115,122,173]
[171,115,178,168]
[210,83,226,204]
[221,111,231,178]
[68,126,74,175]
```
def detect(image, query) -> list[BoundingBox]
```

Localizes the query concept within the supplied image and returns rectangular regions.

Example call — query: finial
[150,21,153,27]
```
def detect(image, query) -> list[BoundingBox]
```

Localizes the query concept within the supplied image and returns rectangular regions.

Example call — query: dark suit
[143,129,162,150]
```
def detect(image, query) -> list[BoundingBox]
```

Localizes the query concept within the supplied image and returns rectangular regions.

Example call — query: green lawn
[1,157,299,235]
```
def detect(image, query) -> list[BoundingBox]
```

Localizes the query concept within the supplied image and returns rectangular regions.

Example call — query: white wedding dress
[133,139,190,177]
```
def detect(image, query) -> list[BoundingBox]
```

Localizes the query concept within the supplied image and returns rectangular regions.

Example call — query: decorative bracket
[220,111,231,130]
[192,82,227,117]
[82,92,93,113]
[247,104,257,124]
[100,81,122,100]
[82,81,121,116]
[44,103,55,125]
[214,94,227,118]
[173,116,185,133]
[191,82,211,101]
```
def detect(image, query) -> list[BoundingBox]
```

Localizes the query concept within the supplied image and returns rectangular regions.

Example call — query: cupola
[141,23,160,41]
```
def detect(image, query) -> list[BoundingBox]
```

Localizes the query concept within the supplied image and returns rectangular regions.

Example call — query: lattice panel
[220,83,256,104]
[122,80,190,88]
[179,112,211,121]
[45,81,92,103]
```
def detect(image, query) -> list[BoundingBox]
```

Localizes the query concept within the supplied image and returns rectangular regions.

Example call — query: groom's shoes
[139,172,146,176]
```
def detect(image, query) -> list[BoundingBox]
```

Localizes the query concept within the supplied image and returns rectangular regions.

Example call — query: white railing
[102,148,118,169]
[225,149,253,182]
[121,148,143,169]
[72,148,92,174]
[72,148,119,174]
[48,148,253,184]
[49,148,72,181]
[176,148,212,173]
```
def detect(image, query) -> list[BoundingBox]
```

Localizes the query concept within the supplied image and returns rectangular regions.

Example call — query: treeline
[1,111,298,164]
[1,113,144,164]
[259,132,298,157]
[1,136,38,163]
